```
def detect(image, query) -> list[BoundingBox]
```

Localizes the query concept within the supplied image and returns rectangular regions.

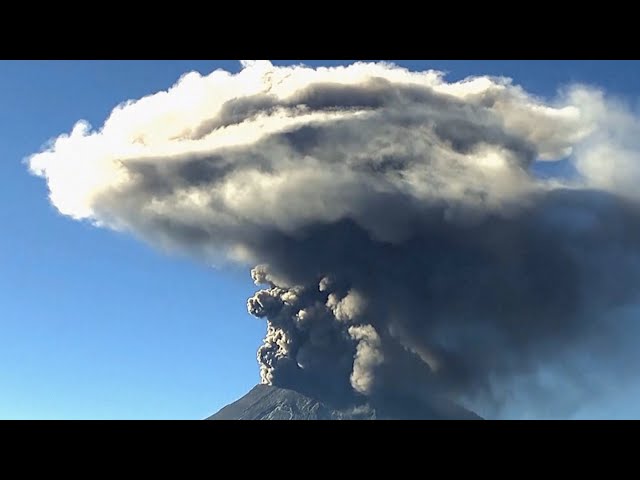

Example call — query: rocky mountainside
[207,384,482,420]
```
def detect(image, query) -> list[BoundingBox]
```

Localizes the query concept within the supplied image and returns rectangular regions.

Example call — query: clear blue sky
[1,60,639,419]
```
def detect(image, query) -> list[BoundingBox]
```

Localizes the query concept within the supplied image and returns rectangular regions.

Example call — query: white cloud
[28,60,634,265]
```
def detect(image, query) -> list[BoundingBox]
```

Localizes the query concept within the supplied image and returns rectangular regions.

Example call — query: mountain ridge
[207,384,483,420]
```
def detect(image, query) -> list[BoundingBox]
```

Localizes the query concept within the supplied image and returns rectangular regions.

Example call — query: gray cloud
[27,60,640,417]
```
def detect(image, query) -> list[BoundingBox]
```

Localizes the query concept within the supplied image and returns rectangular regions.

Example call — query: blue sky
[1,60,639,419]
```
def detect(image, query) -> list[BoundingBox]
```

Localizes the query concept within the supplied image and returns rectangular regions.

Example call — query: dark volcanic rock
[207,384,482,420]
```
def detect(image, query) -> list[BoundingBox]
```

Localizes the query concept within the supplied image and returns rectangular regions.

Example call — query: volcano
[207,384,482,420]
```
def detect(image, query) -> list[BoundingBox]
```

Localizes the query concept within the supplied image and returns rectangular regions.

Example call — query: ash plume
[27,60,640,417]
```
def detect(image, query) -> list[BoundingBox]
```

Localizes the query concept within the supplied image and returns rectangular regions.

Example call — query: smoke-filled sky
[4,60,640,419]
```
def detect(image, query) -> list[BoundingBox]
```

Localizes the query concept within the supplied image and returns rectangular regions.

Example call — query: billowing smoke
[27,60,640,417]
